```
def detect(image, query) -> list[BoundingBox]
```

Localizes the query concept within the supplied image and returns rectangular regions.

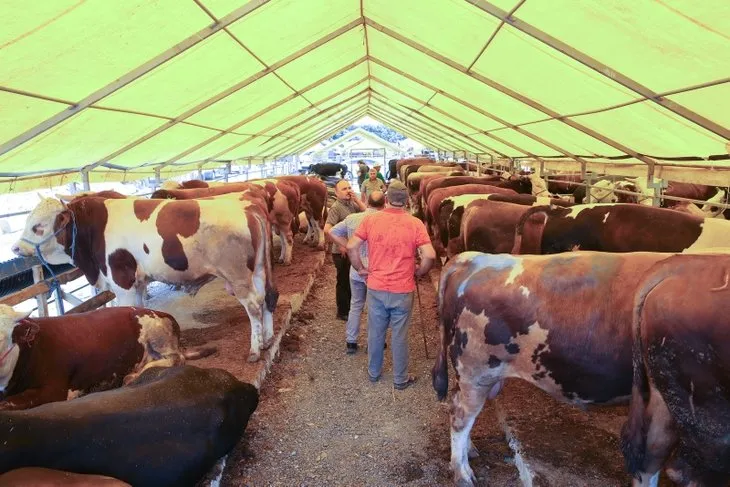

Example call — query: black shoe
[337,313,348,321]
[346,342,358,354]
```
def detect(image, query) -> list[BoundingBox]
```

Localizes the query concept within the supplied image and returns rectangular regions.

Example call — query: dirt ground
[219,259,521,487]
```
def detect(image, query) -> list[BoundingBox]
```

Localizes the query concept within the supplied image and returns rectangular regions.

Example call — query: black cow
[308,163,348,178]
[0,366,258,487]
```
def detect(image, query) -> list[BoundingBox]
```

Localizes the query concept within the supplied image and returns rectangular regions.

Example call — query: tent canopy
[0,0,728,190]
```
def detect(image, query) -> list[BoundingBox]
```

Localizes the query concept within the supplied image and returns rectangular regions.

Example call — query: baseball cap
[386,180,408,207]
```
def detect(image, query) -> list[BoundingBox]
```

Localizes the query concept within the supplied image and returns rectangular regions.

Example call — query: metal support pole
[584,172,594,203]
[197,164,204,181]
[32,265,49,317]
[80,169,91,191]
[224,161,231,182]
[646,162,667,207]
[476,154,481,176]
[153,167,161,190]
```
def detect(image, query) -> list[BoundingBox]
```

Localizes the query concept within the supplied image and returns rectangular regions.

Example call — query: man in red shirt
[347,180,436,390]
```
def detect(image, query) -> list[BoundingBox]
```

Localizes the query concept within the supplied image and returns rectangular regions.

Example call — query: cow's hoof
[247,352,260,363]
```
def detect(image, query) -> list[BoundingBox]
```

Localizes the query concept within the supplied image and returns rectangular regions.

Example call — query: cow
[56,190,128,201]
[424,184,518,236]
[11,195,278,362]
[246,178,301,265]
[386,158,398,180]
[407,170,464,218]
[0,365,259,487]
[440,194,573,258]
[432,251,674,486]
[621,254,730,486]
[512,203,730,255]
[401,162,460,184]
[308,162,347,179]
[395,157,434,180]
[420,175,503,220]
[277,175,328,250]
[0,305,195,411]
[702,189,729,219]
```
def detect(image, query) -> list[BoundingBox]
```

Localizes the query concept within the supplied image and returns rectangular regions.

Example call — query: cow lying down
[432,251,672,486]
[0,305,211,411]
[0,365,258,487]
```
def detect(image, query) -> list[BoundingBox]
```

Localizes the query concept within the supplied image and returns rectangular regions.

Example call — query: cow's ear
[57,210,72,227]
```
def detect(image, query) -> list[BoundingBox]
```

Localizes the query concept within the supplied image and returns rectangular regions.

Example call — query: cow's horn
[55,193,74,202]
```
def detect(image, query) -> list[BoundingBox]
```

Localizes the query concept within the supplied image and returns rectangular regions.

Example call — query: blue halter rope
[20,210,77,314]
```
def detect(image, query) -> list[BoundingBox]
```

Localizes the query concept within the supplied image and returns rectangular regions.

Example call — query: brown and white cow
[247,178,301,265]
[432,251,673,486]
[513,203,730,255]
[11,196,278,362]
[440,194,573,257]
[621,254,730,486]
[160,179,220,190]
[277,175,328,250]
[424,184,518,236]
[0,305,185,410]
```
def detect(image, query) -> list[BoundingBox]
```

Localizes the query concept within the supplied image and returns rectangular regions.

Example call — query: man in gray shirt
[324,179,366,320]
[329,190,385,353]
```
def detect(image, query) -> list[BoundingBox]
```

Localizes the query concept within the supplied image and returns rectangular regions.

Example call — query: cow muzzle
[11,240,34,257]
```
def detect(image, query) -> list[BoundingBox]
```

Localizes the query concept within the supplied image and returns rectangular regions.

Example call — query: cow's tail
[431,260,459,401]
[257,210,279,312]
[511,205,551,254]
[620,260,672,478]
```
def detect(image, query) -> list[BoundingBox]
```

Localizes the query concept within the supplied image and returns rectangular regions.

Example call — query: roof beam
[365,18,660,166]
[367,109,448,150]
[0,0,272,159]
[203,89,370,163]
[368,103,463,151]
[84,18,365,170]
[155,65,368,169]
[464,0,730,141]
[258,101,370,157]
[371,75,593,166]
[245,91,370,155]
[262,108,369,159]
[370,89,507,156]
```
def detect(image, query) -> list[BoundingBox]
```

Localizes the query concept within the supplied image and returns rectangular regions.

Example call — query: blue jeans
[346,277,367,344]
[366,289,414,384]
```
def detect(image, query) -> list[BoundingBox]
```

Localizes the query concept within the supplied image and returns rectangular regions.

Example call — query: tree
[329,124,406,143]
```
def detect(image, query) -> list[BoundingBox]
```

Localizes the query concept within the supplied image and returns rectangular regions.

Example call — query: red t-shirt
[354,208,431,293]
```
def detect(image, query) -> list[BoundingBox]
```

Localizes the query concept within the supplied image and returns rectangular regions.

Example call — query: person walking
[324,180,366,320]
[356,160,369,187]
[346,181,436,389]
[360,168,386,203]
[328,190,385,354]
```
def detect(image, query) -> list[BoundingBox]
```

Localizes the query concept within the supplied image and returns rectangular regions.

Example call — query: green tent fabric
[0,0,728,191]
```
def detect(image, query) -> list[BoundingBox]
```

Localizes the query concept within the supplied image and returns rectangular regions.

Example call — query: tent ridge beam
[368,103,461,150]
[365,24,658,165]
[464,0,730,141]
[0,0,272,159]
[369,108,454,150]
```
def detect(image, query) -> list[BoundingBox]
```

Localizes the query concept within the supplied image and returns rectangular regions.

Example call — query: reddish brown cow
[0,306,186,411]
[247,178,301,265]
[277,175,328,250]
[460,200,538,255]
[421,175,504,219]
[395,157,434,180]
[424,184,517,236]
[621,254,730,486]
[512,203,730,255]
[440,194,573,257]
[0,468,130,486]
[662,181,720,208]
[401,162,460,186]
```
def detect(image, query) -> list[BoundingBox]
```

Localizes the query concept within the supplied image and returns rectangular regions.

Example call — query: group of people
[324,162,436,390]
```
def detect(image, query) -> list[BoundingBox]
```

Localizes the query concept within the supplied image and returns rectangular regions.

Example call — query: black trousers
[332,253,351,317]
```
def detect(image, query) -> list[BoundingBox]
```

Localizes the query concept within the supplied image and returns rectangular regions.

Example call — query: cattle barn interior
[0,1,729,486]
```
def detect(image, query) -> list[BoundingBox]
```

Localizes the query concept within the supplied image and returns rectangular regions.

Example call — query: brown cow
[0,468,130,486]
[277,175,328,250]
[395,157,434,180]
[432,251,673,486]
[12,195,277,362]
[424,184,518,236]
[421,175,504,219]
[621,254,730,486]
[512,203,730,255]
[248,178,301,265]
[0,305,186,410]
[441,194,573,257]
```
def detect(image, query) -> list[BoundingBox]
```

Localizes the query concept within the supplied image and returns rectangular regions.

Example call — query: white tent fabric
[0,0,728,190]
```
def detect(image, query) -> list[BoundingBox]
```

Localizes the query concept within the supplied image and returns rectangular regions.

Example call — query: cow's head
[528,173,550,197]
[0,305,31,387]
[12,196,73,265]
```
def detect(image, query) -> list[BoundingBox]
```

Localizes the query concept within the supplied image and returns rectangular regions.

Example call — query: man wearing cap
[346,180,436,390]
[328,190,385,354]
[324,180,366,321]
[360,168,386,203]
[372,164,386,183]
